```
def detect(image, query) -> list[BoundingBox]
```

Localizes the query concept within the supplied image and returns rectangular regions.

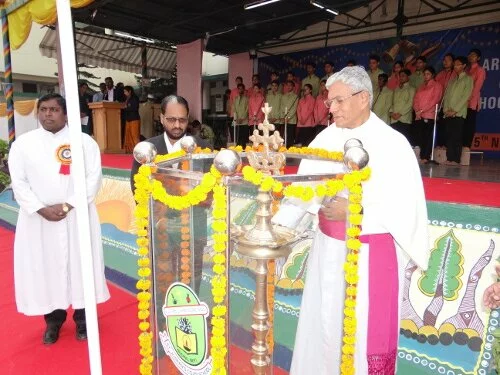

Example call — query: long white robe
[9,126,110,315]
[274,112,429,374]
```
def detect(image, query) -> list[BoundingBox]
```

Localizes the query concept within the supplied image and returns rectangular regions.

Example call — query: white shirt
[164,133,185,154]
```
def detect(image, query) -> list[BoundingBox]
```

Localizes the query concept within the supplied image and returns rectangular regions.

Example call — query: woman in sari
[123,86,141,153]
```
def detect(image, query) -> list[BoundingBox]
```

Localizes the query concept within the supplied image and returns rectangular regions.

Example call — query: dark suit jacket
[130,133,211,192]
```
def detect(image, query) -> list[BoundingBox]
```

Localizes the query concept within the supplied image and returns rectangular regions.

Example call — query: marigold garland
[180,210,191,284]
[210,179,229,375]
[133,145,371,375]
[134,165,154,375]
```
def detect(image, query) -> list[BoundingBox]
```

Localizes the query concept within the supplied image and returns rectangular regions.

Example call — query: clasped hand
[37,204,71,222]
[320,197,348,221]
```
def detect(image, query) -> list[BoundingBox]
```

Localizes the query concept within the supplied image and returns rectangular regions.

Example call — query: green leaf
[418,230,464,300]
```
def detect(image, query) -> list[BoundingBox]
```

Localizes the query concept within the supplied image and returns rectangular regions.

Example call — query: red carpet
[0,225,287,374]
[101,154,133,169]
[0,226,140,375]
[422,178,500,208]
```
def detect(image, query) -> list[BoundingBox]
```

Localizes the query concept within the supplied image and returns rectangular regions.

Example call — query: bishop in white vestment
[8,94,109,344]
[274,67,429,374]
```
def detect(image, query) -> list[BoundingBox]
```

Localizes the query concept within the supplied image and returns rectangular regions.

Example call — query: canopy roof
[39,27,176,78]
[71,0,371,55]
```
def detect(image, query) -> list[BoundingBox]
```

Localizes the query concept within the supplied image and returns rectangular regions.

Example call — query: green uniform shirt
[442,72,474,119]
[390,82,416,125]
[281,92,299,124]
[302,74,321,97]
[372,86,393,125]
[266,92,282,124]
[410,70,424,89]
[368,68,384,92]
[233,95,249,123]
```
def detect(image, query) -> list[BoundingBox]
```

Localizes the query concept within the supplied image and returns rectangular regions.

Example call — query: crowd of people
[79,78,215,153]
[227,48,486,165]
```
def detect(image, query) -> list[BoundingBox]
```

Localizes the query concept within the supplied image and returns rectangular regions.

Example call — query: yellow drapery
[0,99,37,117]
[7,0,94,50]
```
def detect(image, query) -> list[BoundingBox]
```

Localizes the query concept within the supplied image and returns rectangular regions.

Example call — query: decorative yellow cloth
[8,0,94,50]
[0,100,37,117]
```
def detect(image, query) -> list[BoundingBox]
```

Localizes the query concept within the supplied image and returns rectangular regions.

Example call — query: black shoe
[43,324,61,345]
[76,324,87,341]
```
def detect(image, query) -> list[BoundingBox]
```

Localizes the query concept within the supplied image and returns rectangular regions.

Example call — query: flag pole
[55,1,102,374]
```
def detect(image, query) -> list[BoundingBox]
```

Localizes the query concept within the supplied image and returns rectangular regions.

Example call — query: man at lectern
[9,94,110,345]
[273,67,429,374]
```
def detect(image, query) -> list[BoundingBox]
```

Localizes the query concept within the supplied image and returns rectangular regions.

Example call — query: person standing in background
[296,84,316,146]
[123,86,141,153]
[387,61,404,90]
[409,56,427,89]
[92,82,107,103]
[314,79,330,135]
[390,69,416,145]
[248,84,266,130]
[442,56,473,165]
[266,80,283,134]
[302,62,321,97]
[367,55,384,92]
[281,80,299,148]
[463,48,486,152]
[322,61,335,82]
[413,67,443,163]
[372,73,393,125]
[233,83,250,147]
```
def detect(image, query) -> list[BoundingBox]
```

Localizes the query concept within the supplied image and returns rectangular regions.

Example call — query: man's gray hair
[326,66,373,106]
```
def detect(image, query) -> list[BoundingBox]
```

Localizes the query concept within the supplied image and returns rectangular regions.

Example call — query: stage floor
[420,159,500,183]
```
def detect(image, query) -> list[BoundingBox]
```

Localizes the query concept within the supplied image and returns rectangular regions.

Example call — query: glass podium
[139,149,356,375]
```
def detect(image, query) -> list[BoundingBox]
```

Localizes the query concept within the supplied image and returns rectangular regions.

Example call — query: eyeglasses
[162,116,189,126]
[324,91,363,108]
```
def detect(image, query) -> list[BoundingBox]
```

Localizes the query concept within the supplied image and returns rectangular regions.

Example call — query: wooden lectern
[89,101,124,153]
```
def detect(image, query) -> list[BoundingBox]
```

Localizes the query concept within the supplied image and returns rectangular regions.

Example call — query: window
[22,83,38,93]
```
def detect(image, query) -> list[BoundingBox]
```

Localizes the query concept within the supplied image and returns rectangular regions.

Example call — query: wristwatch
[62,203,69,213]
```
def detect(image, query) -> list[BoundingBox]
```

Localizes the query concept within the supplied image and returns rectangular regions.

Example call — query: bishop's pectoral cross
[248,102,285,175]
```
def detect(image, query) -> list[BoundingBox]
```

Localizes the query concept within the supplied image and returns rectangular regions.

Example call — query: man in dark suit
[130,95,210,188]
[131,95,210,296]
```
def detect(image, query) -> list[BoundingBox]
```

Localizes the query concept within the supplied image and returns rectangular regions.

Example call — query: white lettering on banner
[159,330,213,375]
[162,304,209,318]
[483,58,499,71]
[480,97,500,110]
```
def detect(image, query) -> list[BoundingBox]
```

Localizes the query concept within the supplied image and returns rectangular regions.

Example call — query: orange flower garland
[180,211,191,284]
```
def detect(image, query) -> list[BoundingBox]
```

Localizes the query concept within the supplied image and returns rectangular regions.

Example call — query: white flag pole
[55,1,103,374]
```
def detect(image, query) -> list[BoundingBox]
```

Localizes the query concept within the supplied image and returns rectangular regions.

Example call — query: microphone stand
[427,104,440,165]
[284,106,288,148]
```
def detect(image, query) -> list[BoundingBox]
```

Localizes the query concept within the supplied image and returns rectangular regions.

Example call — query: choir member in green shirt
[232,83,249,147]
[266,80,283,134]
[266,72,283,94]
[442,56,474,165]
[367,55,384,92]
[302,62,321,97]
[281,80,299,148]
[409,56,426,89]
[372,73,393,125]
[322,61,335,82]
[390,69,416,145]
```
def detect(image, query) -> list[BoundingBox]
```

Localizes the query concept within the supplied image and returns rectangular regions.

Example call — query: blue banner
[258,23,500,148]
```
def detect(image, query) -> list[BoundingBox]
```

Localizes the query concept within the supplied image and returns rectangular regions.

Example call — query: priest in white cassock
[273,66,429,374]
[9,93,110,345]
